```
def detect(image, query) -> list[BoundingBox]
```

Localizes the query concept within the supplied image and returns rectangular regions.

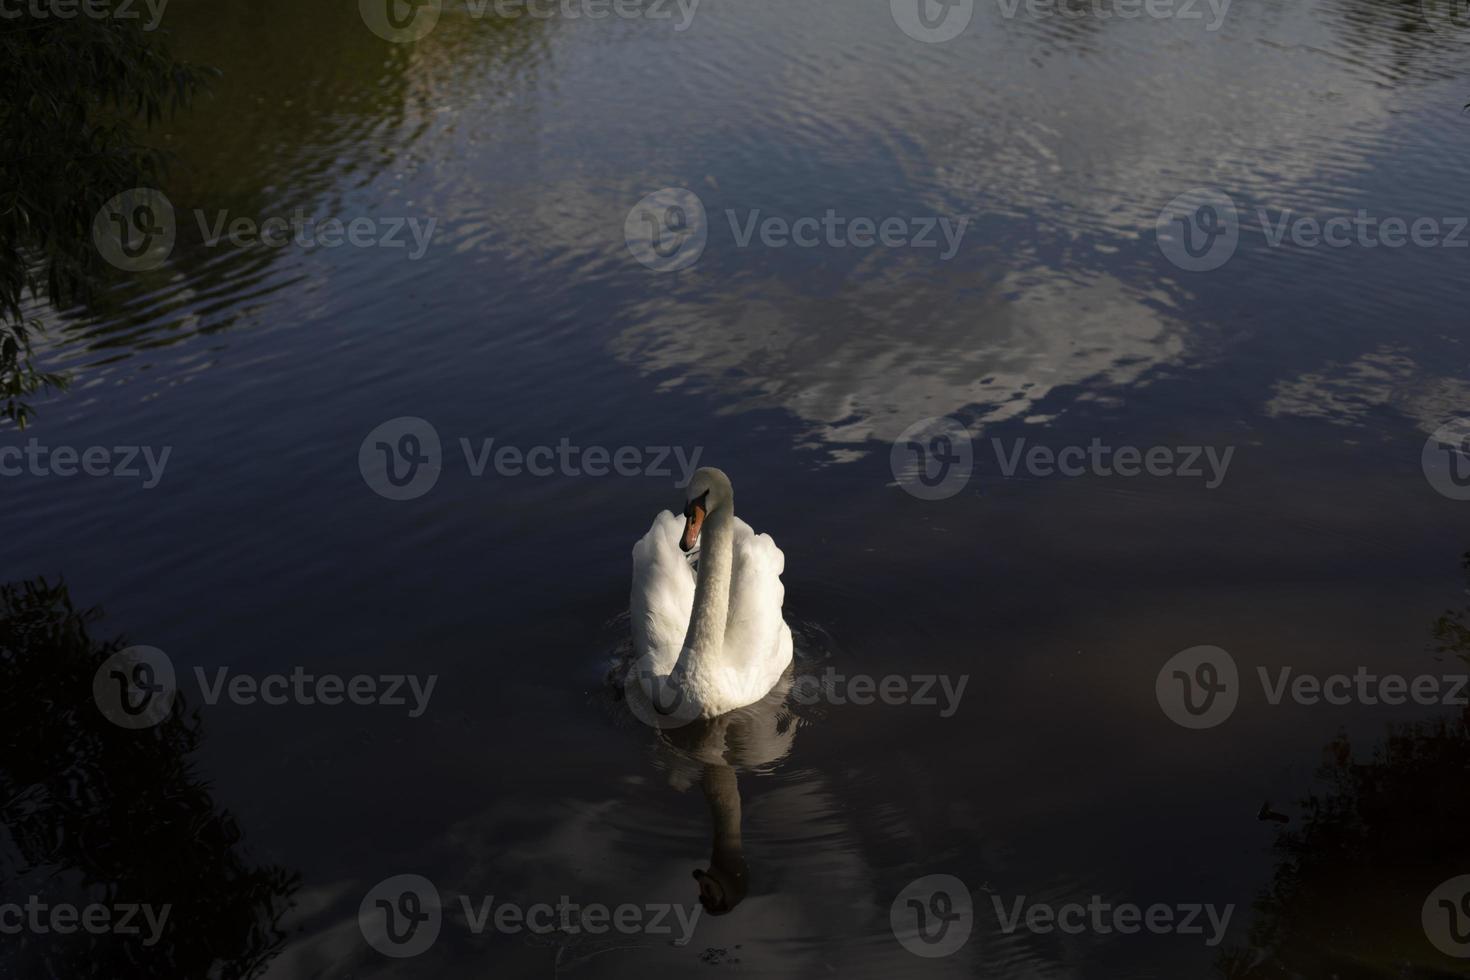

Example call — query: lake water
[4,0,1470,976]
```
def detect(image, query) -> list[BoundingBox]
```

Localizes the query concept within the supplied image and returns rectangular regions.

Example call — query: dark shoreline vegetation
[0,577,299,978]
[1220,554,1470,978]
[0,2,212,427]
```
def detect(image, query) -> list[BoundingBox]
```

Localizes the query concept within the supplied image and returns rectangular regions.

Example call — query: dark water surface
[5,0,1470,976]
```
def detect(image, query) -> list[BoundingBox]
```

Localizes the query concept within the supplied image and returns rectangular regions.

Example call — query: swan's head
[692,861,747,916]
[680,467,732,553]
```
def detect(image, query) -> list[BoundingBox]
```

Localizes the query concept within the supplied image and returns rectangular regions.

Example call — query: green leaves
[0,2,214,428]
[1,316,68,430]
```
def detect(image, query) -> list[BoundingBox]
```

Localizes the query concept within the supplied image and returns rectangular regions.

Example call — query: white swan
[629,467,794,721]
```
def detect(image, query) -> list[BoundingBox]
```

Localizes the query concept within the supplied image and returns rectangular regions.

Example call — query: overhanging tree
[0,4,213,427]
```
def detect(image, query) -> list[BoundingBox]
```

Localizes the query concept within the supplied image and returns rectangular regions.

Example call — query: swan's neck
[702,766,743,864]
[678,505,734,674]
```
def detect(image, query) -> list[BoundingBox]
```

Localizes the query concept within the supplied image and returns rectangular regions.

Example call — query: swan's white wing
[723,518,794,695]
[630,510,695,673]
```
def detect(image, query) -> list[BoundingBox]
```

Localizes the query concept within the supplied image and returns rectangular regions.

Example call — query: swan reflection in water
[619,662,800,919]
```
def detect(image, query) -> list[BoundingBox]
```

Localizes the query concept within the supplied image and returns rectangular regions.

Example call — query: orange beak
[681,501,706,553]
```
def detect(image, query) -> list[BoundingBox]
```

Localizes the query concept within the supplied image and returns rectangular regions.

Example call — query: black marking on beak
[682,490,709,520]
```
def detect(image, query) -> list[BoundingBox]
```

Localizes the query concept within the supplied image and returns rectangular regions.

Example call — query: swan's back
[725,523,791,682]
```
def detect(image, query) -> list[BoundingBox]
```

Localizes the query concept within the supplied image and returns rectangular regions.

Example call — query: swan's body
[630,469,793,720]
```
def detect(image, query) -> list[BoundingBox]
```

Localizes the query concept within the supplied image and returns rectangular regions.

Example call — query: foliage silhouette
[1220,553,1470,979]
[0,4,212,426]
[0,577,296,979]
